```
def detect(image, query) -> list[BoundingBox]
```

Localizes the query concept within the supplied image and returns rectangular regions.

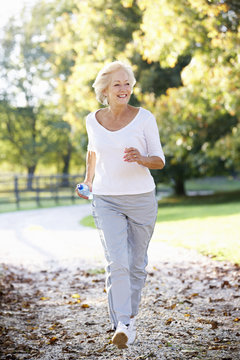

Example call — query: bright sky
[0,0,37,29]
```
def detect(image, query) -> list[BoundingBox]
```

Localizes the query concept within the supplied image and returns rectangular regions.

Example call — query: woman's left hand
[123,147,143,164]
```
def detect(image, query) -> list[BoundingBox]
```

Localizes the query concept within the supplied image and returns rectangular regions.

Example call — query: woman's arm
[124,148,164,169]
[126,112,165,170]
[138,155,164,169]
[83,151,96,190]
[76,151,96,198]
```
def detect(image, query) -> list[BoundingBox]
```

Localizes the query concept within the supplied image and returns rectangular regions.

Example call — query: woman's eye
[113,83,130,87]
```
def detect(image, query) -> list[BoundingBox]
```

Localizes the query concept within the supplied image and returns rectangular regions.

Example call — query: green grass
[155,191,240,222]
[153,194,240,265]
[186,176,240,192]
[80,214,96,228]
[156,175,240,193]
[80,191,240,265]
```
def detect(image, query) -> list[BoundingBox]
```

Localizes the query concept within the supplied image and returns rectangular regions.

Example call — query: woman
[76,61,165,349]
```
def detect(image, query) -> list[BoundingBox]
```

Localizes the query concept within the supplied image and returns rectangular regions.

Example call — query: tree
[43,0,145,173]
[2,0,239,195]
[0,7,51,181]
[0,100,71,187]
[48,0,191,159]
[129,0,240,194]
[0,1,81,179]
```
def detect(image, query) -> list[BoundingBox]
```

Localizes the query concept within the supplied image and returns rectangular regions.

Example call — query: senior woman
[77,61,165,349]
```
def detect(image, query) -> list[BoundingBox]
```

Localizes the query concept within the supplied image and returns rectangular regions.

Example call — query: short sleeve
[144,113,165,164]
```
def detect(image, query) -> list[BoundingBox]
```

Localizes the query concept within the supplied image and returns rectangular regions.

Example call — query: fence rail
[0,174,84,208]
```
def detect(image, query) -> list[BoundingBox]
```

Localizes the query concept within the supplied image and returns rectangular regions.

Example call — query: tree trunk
[27,165,36,190]
[173,177,186,196]
[61,146,72,187]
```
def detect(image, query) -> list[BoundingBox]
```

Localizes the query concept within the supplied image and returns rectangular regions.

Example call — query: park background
[0,0,239,264]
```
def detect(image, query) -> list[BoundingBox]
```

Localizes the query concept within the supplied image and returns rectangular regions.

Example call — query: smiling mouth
[118,94,127,98]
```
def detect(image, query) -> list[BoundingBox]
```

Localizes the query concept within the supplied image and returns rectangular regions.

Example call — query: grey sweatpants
[92,190,158,328]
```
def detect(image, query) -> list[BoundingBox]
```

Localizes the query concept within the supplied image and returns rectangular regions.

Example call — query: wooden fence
[0,174,84,208]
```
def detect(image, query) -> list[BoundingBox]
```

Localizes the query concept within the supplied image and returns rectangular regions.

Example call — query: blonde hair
[92,61,136,105]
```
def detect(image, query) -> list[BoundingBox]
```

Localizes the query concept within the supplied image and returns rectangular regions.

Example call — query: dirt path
[0,204,104,270]
[0,205,240,359]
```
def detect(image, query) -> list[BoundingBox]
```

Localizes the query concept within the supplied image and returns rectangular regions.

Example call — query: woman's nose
[119,84,128,90]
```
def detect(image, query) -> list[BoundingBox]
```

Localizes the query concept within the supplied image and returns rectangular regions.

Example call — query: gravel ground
[0,205,240,360]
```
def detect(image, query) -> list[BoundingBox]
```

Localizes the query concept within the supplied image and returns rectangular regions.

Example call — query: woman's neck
[107,104,129,120]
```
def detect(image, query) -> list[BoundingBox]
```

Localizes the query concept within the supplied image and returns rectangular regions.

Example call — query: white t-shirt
[86,107,165,195]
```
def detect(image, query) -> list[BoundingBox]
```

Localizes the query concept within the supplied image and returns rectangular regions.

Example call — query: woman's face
[104,68,132,106]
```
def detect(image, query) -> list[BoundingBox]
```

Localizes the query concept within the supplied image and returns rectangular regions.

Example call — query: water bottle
[76,183,93,200]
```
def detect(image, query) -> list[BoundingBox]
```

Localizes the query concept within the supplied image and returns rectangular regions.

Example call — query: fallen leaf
[210,321,219,329]
[92,279,102,283]
[22,302,30,308]
[49,324,57,330]
[209,297,225,302]
[221,280,231,288]
[197,319,219,329]
[48,336,58,344]
[209,284,218,289]
[81,304,90,308]
[208,308,215,313]
[189,293,199,298]
[208,345,228,350]
[71,293,81,299]
[40,297,50,301]
[223,311,231,316]
[165,318,173,325]
[165,303,177,310]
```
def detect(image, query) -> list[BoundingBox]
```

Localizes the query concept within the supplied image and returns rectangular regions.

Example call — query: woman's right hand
[75,181,92,199]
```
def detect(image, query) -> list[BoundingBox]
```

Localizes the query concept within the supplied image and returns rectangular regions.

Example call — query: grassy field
[186,176,240,192]
[80,190,240,265]
[152,192,240,265]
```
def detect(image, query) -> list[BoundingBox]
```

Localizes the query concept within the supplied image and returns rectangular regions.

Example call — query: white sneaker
[127,317,136,345]
[112,321,129,349]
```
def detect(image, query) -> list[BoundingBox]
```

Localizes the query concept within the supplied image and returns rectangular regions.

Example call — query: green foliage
[0,0,239,191]
[0,1,85,175]
[130,0,240,194]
